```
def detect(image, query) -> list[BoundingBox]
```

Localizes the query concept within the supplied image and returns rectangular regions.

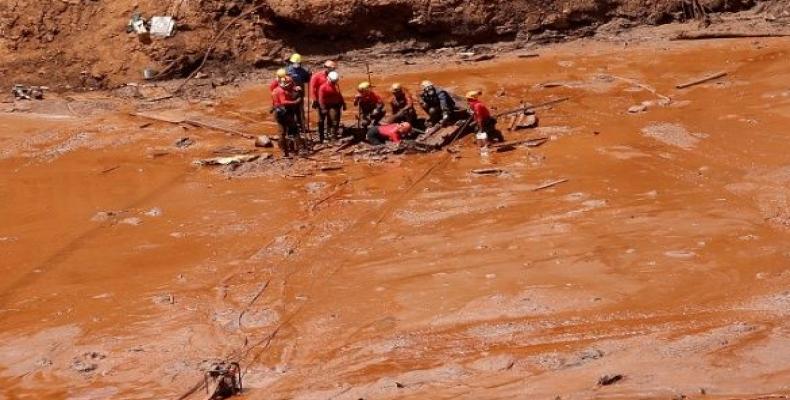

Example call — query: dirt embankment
[0,0,768,90]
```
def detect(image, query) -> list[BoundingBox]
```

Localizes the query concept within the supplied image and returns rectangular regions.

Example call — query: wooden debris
[471,54,496,62]
[603,74,672,104]
[533,178,568,191]
[597,374,623,386]
[517,53,540,58]
[194,154,260,166]
[507,115,518,131]
[676,71,727,89]
[319,164,343,171]
[100,165,120,174]
[471,168,504,175]
[671,31,790,41]
[515,114,538,129]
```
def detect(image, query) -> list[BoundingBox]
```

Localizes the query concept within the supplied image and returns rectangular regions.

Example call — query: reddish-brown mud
[1,37,789,400]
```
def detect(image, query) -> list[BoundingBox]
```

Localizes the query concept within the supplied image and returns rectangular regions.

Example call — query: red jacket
[272,86,300,107]
[377,124,402,143]
[269,78,280,92]
[318,82,344,107]
[390,90,414,113]
[310,71,329,100]
[468,99,491,126]
[354,90,383,112]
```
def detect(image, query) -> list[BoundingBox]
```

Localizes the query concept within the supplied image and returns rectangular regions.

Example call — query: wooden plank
[671,31,790,41]
[676,71,727,89]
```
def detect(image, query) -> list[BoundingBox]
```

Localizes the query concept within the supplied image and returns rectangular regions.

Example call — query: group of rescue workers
[269,53,503,157]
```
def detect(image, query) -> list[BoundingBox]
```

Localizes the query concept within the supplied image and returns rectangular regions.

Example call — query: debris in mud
[534,178,569,191]
[71,352,105,373]
[149,16,176,38]
[144,207,162,217]
[676,71,728,89]
[120,217,142,226]
[174,137,194,148]
[628,103,649,113]
[254,135,274,148]
[91,211,119,222]
[194,154,261,166]
[12,84,45,100]
[204,361,242,399]
[597,374,623,386]
[472,168,504,175]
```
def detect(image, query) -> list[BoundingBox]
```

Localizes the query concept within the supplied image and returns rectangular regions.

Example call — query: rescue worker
[271,76,304,157]
[285,53,311,132]
[366,122,412,145]
[466,90,504,143]
[354,81,386,128]
[389,83,417,126]
[309,60,337,142]
[317,71,346,141]
[269,68,287,94]
[418,81,459,126]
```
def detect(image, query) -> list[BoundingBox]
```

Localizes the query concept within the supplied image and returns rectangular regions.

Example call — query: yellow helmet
[289,53,302,63]
[357,81,371,91]
[465,90,482,99]
[421,80,433,88]
[391,83,402,92]
[276,68,287,78]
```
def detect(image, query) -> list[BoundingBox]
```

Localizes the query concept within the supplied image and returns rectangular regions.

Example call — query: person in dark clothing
[418,80,459,127]
[366,122,412,145]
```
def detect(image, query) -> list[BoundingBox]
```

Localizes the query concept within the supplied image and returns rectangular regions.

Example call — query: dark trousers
[325,105,342,140]
[482,117,504,142]
[317,108,329,142]
[366,126,384,145]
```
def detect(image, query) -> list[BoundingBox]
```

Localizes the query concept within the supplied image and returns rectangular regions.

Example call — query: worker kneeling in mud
[271,76,304,157]
[317,71,346,141]
[389,83,417,127]
[366,122,412,145]
[354,81,386,128]
[466,90,504,144]
[419,81,462,127]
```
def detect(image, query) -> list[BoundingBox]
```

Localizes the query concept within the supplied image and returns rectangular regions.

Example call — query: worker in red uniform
[466,90,504,143]
[366,122,412,145]
[354,81,385,128]
[268,68,288,107]
[318,71,346,141]
[388,83,417,126]
[272,76,304,157]
[309,60,337,142]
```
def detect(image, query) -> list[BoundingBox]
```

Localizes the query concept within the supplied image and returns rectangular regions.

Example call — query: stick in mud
[533,178,568,191]
[676,71,727,89]
[671,31,790,40]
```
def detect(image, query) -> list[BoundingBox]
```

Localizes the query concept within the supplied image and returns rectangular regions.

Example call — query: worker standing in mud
[466,90,504,144]
[366,122,412,145]
[271,76,304,157]
[310,60,337,142]
[354,81,386,128]
[389,83,417,126]
[285,53,311,132]
[318,71,346,142]
[419,81,459,127]
[269,68,287,94]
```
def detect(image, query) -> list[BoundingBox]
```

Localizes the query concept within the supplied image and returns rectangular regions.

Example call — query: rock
[174,137,194,148]
[255,135,273,148]
[120,217,142,226]
[91,211,116,222]
[628,104,648,113]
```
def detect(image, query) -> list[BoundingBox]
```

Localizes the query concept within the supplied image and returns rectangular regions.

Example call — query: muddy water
[1,38,789,400]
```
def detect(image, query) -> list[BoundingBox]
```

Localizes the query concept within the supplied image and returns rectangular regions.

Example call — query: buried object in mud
[676,71,727,89]
[193,154,262,166]
[597,374,624,386]
[204,361,242,399]
[471,167,504,175]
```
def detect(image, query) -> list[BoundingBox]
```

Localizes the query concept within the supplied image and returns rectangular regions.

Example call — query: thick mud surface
[1,38,790,399]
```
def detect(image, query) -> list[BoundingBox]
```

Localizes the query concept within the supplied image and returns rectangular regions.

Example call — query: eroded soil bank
[1,36,789,399]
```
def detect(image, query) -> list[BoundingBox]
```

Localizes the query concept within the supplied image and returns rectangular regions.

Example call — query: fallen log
[675,71,727,89]
[671,31,790,40]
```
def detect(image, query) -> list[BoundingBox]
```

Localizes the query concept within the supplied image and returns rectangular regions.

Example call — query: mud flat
[1,37,789,400]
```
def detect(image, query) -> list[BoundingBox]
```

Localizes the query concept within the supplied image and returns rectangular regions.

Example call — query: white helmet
[328,71,340,82]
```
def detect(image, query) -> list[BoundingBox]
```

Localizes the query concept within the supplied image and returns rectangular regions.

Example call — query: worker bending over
[389,83,417,126]
[419,81,460,127]
[466,90,504,143]
[318,71,346,142]
[309,60,337,142]
[271,77,304,157]
[366,122,413,145]
[354,81,386,128]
